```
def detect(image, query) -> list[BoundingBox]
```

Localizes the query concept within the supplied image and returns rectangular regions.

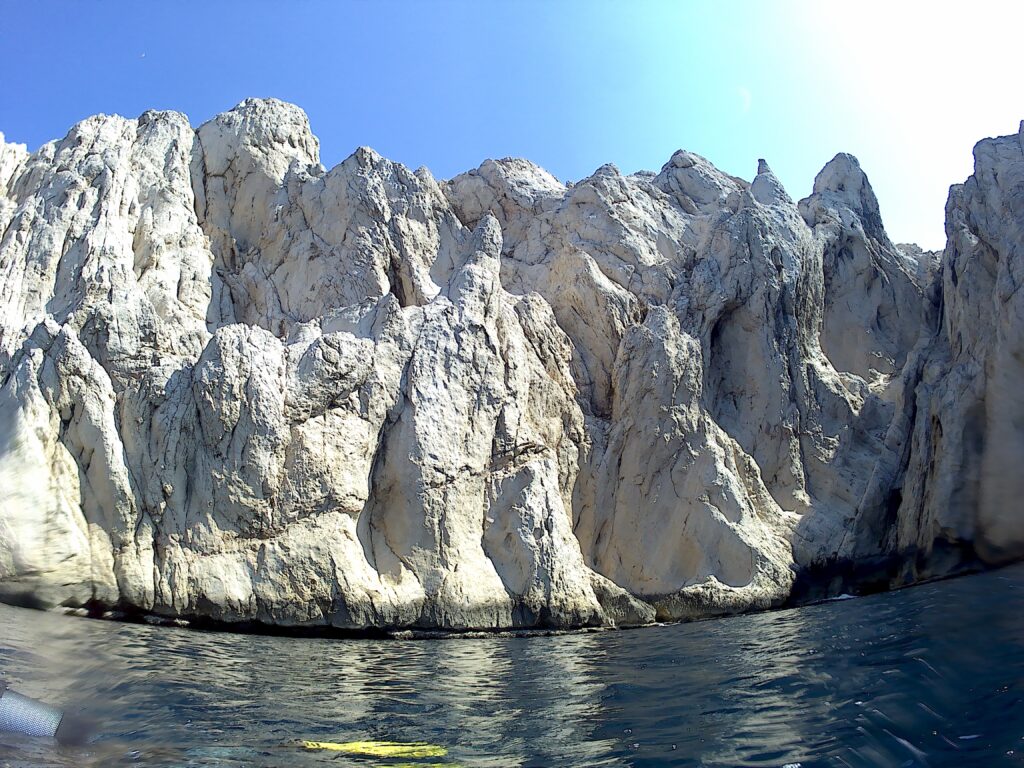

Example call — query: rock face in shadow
[0,99,1017,630]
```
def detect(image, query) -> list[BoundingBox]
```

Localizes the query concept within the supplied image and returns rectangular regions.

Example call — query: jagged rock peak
[750,158,793,207]
[199,97,320,167]
[0,132,28,190]
[802,152,889,243]
[653,149,745,215]
[444,157,565,235]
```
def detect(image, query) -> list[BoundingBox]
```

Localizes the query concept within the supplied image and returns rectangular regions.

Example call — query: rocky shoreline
[0,99,1021,632]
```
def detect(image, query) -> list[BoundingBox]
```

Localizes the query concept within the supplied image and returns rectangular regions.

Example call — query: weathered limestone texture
[0,99,1018,630]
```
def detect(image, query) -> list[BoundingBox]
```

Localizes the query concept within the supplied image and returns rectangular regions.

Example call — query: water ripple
[2,565,1024,766]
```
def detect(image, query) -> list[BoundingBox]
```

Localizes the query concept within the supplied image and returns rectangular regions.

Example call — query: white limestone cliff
[893,122,1024,577]
[0,99,1018,630]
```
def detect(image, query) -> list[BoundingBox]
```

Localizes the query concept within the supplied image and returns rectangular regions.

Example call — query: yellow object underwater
[300,740,448,758]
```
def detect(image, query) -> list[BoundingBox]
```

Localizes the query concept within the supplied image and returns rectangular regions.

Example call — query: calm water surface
[2,565,1024,767]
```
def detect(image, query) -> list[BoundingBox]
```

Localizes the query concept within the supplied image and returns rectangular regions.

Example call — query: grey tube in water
[0,681,92,745]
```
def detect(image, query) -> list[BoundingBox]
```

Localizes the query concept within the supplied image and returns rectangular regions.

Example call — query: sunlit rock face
[893,123,1024,575]
[0,99,1016,630]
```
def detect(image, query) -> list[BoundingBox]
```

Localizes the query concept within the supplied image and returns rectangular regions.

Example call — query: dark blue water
[2,565,1024,767]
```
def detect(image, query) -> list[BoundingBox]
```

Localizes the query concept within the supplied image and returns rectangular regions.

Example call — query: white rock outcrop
[0,99,1018,630]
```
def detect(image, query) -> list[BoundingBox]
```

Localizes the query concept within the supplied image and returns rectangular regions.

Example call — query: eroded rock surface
[0,99,1018,630]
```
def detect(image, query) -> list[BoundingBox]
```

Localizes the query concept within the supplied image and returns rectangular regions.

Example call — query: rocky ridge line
[0,100,1018,631]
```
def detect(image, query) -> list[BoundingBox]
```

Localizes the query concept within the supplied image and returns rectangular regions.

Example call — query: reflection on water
[2,565,1024,767]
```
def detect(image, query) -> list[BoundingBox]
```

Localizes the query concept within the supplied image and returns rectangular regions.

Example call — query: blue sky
[1,1,1020,249]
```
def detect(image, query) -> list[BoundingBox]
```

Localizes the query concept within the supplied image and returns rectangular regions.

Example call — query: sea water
[1,564,1023,767]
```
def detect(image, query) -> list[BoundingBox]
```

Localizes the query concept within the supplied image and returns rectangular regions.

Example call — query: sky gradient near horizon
[1,1,1020,250]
